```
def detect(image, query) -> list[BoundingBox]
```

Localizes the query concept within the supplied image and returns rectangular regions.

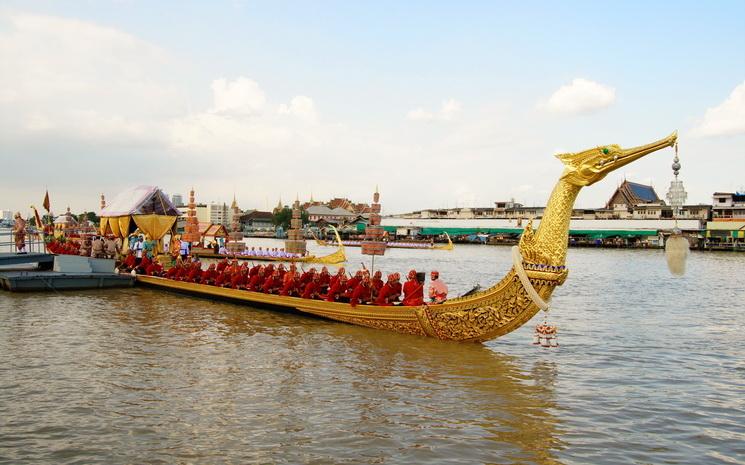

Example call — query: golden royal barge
[138,132,678,342]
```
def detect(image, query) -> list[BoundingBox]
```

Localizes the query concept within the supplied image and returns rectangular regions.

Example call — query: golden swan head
[555,131,677,186]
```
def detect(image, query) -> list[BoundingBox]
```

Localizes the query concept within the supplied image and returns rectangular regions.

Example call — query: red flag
[31,206,43,229]
[42,190,50,212]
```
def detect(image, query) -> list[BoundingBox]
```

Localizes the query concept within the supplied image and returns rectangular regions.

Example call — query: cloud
[278,95,318,122]
[406,98,462,121]
[170,79,320,151]
[691,80,745,137]
[0,11,184,146]
[541,78,616,115]
[211,77,266,115]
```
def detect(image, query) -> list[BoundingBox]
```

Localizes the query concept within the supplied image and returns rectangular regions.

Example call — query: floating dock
[0,254,134,292]
[0,270,134,292]
[0,252,54,269]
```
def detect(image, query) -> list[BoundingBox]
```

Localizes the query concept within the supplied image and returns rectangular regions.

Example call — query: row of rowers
[127,257,449,306]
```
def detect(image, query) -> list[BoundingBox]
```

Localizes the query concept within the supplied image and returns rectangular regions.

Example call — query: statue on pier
[13,212,27,253]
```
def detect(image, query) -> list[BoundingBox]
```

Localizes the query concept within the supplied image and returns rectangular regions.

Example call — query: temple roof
[606,180,661,208]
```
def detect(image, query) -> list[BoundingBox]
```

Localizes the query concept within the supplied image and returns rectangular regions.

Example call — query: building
[711,192,745,219]
[195,203,231,226]
[171,194,184,207]
[306,205,360,225]
[239,210,274,231]
[706,192,745,249]
[0,210,13,221]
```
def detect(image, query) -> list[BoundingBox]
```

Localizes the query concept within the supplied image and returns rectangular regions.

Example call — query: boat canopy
[99,186,179,240]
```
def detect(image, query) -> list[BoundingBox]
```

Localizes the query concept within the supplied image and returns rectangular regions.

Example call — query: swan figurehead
[555,131,678,187]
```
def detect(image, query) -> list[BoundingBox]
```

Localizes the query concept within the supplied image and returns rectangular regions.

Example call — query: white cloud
[0,11,184,145]
[278,95,318,122]
[211,77,266,115]
[542,78,616,115]
[691,80,745,137]
[170,79,321,151]
[407,98,462,121]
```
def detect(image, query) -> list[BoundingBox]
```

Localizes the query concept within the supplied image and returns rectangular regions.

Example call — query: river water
[1,242,743,464]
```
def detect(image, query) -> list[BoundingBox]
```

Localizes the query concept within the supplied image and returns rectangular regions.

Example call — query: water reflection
[87,288,566,464]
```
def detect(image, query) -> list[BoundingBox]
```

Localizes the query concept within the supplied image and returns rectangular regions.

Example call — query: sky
[1,1,744,216]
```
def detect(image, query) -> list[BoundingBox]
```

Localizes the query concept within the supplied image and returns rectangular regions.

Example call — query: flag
[42,190,50,212]
[30,206,43,229]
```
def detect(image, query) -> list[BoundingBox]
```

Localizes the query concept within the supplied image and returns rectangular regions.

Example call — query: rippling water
[1,243,744,464]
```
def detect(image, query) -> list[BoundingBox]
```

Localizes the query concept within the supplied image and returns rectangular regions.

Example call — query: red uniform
[302,281,319,299]
[215,270,231,287]
[123,254,137,271]
[262,274,281,294]
[145,262,163,276]
[402,280,424,306]
[247,273,264,291]
[325,280,347,302]
[350,283,372,307]
[230,271,247,289]
[182,263,199,282]
[375,281,401,306]
[371,277,384,297]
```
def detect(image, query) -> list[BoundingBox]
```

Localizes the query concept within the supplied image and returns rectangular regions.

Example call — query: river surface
[1,242,744,464]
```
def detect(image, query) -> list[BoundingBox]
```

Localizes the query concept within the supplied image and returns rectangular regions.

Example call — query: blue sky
[1,1,744,214]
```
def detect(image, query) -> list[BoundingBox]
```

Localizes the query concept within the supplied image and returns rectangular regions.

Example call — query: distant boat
[313,231,454,251]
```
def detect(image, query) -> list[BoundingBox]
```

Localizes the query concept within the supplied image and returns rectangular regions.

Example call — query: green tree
[77,211,100,225]
[271,207,308,230]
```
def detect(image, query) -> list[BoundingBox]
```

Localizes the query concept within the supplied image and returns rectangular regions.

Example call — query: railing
[0,229,47,254]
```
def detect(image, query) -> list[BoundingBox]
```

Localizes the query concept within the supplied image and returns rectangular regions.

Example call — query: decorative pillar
[361,187,386,257]
[181,187,201,243]
[285,197,307,255]
[226,195,245,253]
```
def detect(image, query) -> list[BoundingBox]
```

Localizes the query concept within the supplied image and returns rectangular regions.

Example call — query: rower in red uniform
[345,270,363,297]
[215,267,231,287]
[301,274,321,299]
[350,275,372,307]
[136,254,152,274]
[216,257,229,272]
[299,267,315,286]
[200,263,217,284]
[402,270,424,306]
[325,274,348,302]
[247,268,264,291]
[185,261,202,283]
[318,267,331,293]
[230,267,248,289]
[145,259,163,276]
[262,270,282,294]
[371,270,384,299]
[329,267,345,289]
[279,266,299,296]
[165,262,181,279]
[121,250,137,272]
[375,273,401,306]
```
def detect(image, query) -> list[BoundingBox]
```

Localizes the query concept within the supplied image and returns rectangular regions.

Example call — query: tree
[271,207,309,230]
[77,211,100,225]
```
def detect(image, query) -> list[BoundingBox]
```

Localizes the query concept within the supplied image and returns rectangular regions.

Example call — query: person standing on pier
[13,212,27,254]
